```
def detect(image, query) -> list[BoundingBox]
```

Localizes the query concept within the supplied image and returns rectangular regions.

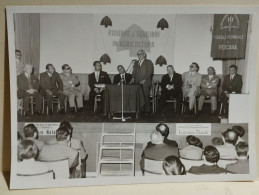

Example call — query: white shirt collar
[47,72,52,77]
[25,73,30,78]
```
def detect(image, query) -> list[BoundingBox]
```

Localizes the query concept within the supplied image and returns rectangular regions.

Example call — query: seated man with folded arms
[180,135,203,160]
[198,66,220,115]
[163,156,186,175]
[40,64,66,115]
[226,141,249,174]
[17,64,43,117]
[23,124,45,153]
[17,140,49,175]
[232,125,245,144]
[216,129,238,159]
[46,121,88,178]
[147,123,178,147]
[113,65,132,85]
[60,64,84,113]
[38,126,79,174]
[140,131,179,170]
[189,145,226,174]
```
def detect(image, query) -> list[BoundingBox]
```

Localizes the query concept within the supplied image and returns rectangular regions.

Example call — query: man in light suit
[182,62,202,116]
[40,64,65,115]
[219,64,243,118]
[113,65,132,85]
[130,50,154,114]
[17,64,43,117]
[198,67,220,115]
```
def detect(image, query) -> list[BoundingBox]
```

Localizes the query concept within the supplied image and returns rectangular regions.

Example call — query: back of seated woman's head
[232,125,245,137]
[222,129,238,145]
[186,135,203,148]
[156,123,169,138]
[203,145,220,163]
[211,137,224,146]
[18,140,38,160]
[163,156,186,175]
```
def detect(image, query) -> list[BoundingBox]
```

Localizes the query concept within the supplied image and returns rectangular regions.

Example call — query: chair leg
[94,98,97,113]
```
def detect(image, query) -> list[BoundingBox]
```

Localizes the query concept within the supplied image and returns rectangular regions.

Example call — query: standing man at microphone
[113,65,132,85]
[129,50,154,115]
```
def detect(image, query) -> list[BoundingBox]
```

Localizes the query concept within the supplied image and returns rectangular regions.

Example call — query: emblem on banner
[155,55,167,66]
[220,14,240,32]
[100,53,111,64]
[101,16,112,28]
[157,18,169,30]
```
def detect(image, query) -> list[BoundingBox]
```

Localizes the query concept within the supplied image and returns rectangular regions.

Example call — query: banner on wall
[211,14,249,59]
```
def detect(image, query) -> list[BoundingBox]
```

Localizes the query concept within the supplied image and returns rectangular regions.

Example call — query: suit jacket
[17,73,40,94]
[113,73,132,85]
[60,73,80,91]
[226,159,249,174]
[160,73,182,94]
[182,71,202,88]
[180,145,203,160]
[132,59,154,87]
[216,144,237,159]
[40,71,63,92]
[146,138,178,148]
[189,164,226,174]
[222,74,242,93]
[88,71,111,90]
[200,75,220,95]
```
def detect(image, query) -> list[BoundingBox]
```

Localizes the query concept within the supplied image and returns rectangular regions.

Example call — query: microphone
[132,59,138,62]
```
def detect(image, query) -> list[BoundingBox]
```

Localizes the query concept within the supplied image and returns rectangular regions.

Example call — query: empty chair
[218,159,237,169]
[142,158,165,176]
[16,170,54,181]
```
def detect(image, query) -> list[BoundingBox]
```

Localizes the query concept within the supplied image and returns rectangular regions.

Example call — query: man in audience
[46,121,88,178]
[17,140,49,175]
[216,129,238,159]
[23,123,45,152]
[198,66,220,115]
[163,156,186,175]
[189,145,226,174]
[40,64,66,115]
[130,49,154,115]
[113,65,132,85]
[15,49,25,76]
[232,125,245,144]
[140,131,179,170]
[219,65,243,118]
[180,135,203,160]
[182,62,202,116]
[226,141,249,174]
[60,64,84,113]
[38,126,79,170]
[88,61,111,113]
[17,64,43,117]
[157,65,183,117]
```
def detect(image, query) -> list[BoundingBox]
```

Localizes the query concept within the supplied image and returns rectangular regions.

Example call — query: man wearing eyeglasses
[129,50,154,115]
[182,62,202,116]
[60,64,84,113]
[15,49,25,76]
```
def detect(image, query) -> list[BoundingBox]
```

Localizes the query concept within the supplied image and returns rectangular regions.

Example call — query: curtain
[14,13,40,77]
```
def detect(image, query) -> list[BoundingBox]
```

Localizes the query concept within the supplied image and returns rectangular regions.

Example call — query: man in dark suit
[40,64,65,115]
[130,50,154,114]
[17,64,43,117]
[157,65,182,117]
[219,64,243,118]
[88,61,111,112]
[113,65,132,85]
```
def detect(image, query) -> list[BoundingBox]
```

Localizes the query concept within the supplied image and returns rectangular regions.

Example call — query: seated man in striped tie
[113,65,132,85]
[17,64,43,118]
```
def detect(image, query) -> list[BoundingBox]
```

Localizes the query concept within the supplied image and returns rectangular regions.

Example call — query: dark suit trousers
[142,85,151,113]
[42,90,65,110]
[89,90,104,111]
[158,90,183,114]
[18,91,43,112]
[219,92,229,114]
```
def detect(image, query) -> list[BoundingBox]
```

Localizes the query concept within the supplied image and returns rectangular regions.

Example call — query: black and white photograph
[6,5,258,189]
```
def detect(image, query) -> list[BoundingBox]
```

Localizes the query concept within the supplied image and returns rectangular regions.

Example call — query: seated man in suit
[113,65,132,85]
[40,64,65,115]
[23,124,45,153]
[140,131,179,170]
[60,64,83,113]
[198,66,220,115]
[88,61,111,113]
[38,126,79,173]
[180,135,203,160]
[17,64,43,117]
[219,64,243,118]
[189,145,226,174]
[46,121,88,178]
[226,141,249,174]
[157,65,183,117]
[147,123,178,147]
[216,129,238,159]
[15,49,25,76]
[182,62,202,116]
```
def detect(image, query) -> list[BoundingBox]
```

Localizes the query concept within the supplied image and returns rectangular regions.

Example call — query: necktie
[230,75,233,81]
[49,74,53,90]
[96,72,99,82]
[170,76,173,82]
[27,74,33,89]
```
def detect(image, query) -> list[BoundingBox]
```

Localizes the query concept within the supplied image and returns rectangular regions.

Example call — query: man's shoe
[48,111,53,116]
[24,111,30,118]
[59,108,65,114]
[34,111,42,116]
[77,107,84,112]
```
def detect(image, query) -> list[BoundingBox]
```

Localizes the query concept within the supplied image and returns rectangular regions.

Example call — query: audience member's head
[23,64,33,75]
[117,65,125,75]
[163,156,186,175]
[93,61,102,71]
[229,64,238,75]
[203,145,220,164]
[18,140,38,160]
[211,137,224,146]
[222,129,238,145]
[235,141,248,159]
[15,49,22,60]
[190,62,199,72]
[232,125,245,138]
[167,65,175,75]
[23,124,39,139]
[156,123,169,139]
[59,121,73,132]
[150,131,164,145]
[207,66,216,75]
[56,126,71,142]
[46,63,55,74]
[186,135,203,148]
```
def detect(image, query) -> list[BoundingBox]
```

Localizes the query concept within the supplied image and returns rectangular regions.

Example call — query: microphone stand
[113,77,131,122]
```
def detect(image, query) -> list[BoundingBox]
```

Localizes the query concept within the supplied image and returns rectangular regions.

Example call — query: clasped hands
[26,89,37,94]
